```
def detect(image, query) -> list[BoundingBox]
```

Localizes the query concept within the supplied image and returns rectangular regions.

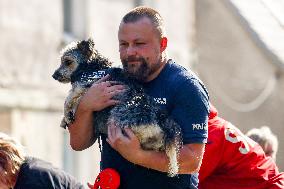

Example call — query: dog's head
[52,38,98,83]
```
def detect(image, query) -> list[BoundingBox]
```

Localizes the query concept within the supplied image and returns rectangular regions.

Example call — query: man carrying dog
[68,6,209,189]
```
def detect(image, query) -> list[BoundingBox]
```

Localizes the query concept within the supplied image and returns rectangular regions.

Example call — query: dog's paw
[60,118,69,129]
[67,111,75,122]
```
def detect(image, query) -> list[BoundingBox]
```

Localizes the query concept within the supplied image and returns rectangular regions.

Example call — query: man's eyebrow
[134,38,147,42]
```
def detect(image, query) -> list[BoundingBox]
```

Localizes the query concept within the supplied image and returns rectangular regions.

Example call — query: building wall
[195,0,284,170]
[87,0,195,69]
[155,0,196,68]
[0,0,65,167]
[0,0,62,89]
[10,109,64,167]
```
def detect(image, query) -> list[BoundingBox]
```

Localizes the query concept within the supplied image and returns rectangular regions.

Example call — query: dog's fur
[52,38,182,177]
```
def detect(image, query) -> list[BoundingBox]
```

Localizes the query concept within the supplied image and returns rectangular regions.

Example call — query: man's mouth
[128,60,141,64]
[127,61,142,69]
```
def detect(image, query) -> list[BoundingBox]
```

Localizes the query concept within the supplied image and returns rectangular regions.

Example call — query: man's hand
[68,75,125,151]
[106,122,205,174]
[107,122,142,164]
[80,75,125,112]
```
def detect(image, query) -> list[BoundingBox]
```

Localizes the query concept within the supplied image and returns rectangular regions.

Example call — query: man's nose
[126,45,137,56]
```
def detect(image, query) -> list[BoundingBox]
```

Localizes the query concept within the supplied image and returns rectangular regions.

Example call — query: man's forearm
[135,150,169,172]
[178,143,205,174]
[134,143,205,174]
[107,125,205,174]
[68,104,96,151]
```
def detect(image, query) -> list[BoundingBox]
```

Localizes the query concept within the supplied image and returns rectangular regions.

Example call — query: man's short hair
[246,126,278,160]
[122,6,166,38]
[0,133,25,186]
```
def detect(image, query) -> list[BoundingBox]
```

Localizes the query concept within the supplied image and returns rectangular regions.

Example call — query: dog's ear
[77,38,95,59]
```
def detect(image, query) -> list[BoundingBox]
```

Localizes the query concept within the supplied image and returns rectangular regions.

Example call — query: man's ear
[160,37,168,52]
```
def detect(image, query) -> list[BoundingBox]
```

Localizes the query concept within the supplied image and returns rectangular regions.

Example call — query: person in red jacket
[199,105,284,189]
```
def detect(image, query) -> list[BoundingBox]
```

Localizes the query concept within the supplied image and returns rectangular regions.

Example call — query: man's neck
[145,58,168,82]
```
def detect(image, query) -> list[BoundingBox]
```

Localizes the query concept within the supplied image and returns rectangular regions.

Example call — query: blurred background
[0,0,283,185]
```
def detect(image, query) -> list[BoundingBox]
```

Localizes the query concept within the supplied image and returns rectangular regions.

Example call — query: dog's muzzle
[52,71,61,81]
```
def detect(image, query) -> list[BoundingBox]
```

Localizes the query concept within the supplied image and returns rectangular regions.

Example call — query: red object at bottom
[93,168,120,189]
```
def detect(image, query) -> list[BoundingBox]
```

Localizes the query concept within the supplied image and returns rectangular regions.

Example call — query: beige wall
[0,111,12,134]
[87,0,134,66]
[156,0,196,69]
[10,109,64,167]
[195,0,284,170]
[0,0,62,89]
[87,0,196,69]
[0,0,69,179]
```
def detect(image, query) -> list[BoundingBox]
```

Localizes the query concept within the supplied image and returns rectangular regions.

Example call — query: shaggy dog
[52,38,182,177]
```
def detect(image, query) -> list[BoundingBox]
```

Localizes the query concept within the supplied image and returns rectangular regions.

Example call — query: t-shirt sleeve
[170,78,209,144]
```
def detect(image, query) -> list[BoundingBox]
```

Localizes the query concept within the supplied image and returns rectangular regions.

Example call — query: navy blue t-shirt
[142,60,209,144]
[100,60,209,189]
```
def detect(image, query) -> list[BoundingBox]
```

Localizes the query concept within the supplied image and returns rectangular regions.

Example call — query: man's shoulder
[165,60,203,85]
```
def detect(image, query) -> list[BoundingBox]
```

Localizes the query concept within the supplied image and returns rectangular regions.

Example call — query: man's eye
[65,60,73,66]
[136,42,145,45]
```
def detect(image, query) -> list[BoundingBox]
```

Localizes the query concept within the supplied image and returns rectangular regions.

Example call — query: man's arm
[107,125,205,174]
[68,103,96,151]
[137,143,205,174]
[68,75,125,151]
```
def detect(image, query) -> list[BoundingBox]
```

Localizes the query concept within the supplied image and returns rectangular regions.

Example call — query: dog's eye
[65,60,73,66]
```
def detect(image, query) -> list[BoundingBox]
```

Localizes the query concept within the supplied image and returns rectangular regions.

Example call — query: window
[62,0,87,45]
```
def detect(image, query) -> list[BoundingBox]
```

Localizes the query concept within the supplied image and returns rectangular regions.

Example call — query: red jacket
[199,105,284,189]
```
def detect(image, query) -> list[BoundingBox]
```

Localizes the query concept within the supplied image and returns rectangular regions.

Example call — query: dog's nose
[52,72,60,80]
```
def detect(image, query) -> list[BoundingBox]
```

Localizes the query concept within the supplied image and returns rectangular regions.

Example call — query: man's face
[118,17,163,82]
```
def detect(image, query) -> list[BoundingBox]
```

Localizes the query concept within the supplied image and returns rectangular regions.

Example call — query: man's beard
[122,56,157,82]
